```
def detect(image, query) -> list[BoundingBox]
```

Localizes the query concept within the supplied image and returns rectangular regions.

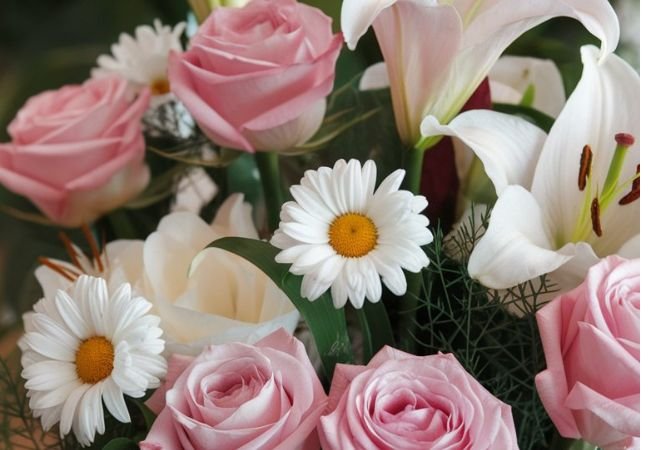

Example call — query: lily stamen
[37,257,80,282]
[602,133,636,204]
[81,224,104,272]
[578,144,593,191]
[58,231,83,271]
[619,165,640,205]
[590,197,603,237]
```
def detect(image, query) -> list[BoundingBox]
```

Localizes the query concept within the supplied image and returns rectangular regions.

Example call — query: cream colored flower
[19,276,166,447]
[36,195,299,356]
[142,194,299,355]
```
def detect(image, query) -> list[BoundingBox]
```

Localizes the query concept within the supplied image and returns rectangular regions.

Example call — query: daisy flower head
[92,19,185,101]
[19,275,167,446]
[271,159,433,309]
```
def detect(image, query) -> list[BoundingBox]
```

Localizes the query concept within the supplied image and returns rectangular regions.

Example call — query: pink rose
[0,76,150,226]
[141,329,327,450]
[535,256,640,450]
[168,0,343,152]
[318,347,519,450]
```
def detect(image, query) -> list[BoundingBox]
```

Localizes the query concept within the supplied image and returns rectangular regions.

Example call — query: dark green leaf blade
[102,437,139,450]
[355,301,395,363]
[203,237,353,381]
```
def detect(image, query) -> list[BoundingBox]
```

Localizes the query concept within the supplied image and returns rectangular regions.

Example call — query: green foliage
[0,346,160,450]
[0,348,62,449]
[413,206,558,450]
[355,301,396,363]
[101,438,140,450]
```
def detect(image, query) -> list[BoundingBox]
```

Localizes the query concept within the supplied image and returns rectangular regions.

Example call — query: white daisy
[19,275,167,447]
[92,19,185,100]
[271,159,433,309]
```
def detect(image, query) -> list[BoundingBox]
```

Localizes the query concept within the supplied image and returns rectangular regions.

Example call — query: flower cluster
[0,0,639,449]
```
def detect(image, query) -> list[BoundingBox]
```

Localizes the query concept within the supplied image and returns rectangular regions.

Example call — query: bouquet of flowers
[0,0,639,449]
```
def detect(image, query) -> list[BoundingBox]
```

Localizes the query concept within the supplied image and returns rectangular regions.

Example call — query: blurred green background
[0,0,639,329]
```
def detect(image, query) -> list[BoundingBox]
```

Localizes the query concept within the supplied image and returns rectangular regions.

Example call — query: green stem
[404,145,426,195]
[255,152,285,233]
[397,143,432,352]
[398,272,422,352]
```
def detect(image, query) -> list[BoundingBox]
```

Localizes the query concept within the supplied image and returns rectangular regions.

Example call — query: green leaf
[355,301,395,362]
[203,237,353,381]
[519,84,536,108]
[101,437,139,450]
[493,103,554,133]
[127,397,157,430]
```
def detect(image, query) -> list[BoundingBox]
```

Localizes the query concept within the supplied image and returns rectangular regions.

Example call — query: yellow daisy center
[75,336,114,384]
[328,213,378,258]
[150,77,170,95]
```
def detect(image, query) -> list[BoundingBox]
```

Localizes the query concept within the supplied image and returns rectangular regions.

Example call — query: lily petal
[468,185,573,289]
[344,0,463,144]
[489,56,566,117]
[359,62,390,91]
[531,46,640,251]
[421,111,546,194]
[429,0,619,125]
[341,0,397,50]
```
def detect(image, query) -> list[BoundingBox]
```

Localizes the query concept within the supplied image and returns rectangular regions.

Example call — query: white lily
[489,56,566,117]
[342,0,619,147]
[421,45,639,290]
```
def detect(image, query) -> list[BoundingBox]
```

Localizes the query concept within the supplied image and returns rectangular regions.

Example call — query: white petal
[421,110,546,194]
[88,277,109,336]
[374,169,405,197]
[291,245,337,272]
[24,361,77,391]
[54,290,91,340]
[76,384,103,443]
[468,186,573,289]
[341,0,397,50]
[489,55,566,117]
[211,193,259,239]
[359,62,390,91]
[372,2,463,142]
[31,380,80,410]
[102,379,130,423]
[290,184,337,220]
[371,252,407,296]
[22,332,75,362]
[30,313,78,350]
[463,0,619,57]
[59,384,89,436]
[429,0,619,124]
[617,235,640,259]
[279,222,329,245]
[331,277,349,309]
[531,46,639,246]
